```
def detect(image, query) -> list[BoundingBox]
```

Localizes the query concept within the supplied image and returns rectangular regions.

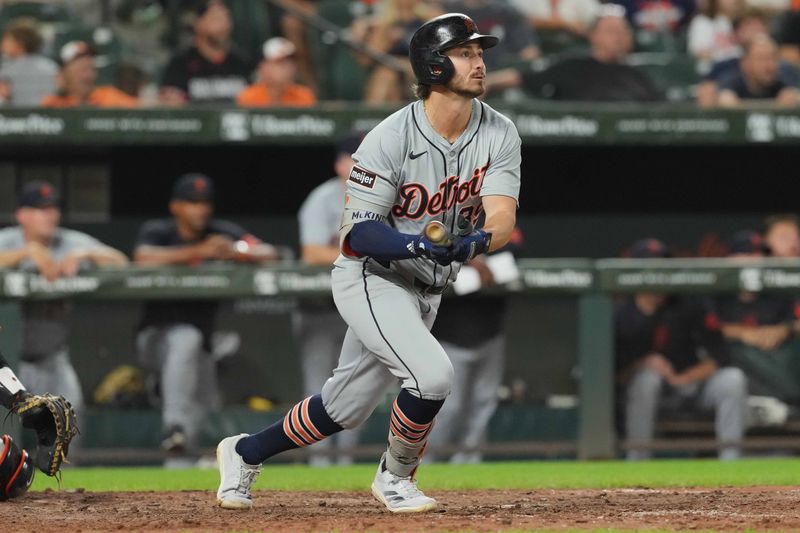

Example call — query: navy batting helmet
[0,434,35,501]
[409,13,499,85]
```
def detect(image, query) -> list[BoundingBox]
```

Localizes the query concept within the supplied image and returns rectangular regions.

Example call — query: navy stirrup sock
[388,389,444,445]
[396,389,444,424]
[235,394,343,465]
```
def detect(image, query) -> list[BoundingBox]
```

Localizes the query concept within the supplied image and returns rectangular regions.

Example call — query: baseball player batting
[216,12,521,513]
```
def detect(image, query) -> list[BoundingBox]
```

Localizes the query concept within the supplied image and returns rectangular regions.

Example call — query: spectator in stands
[687,0,742,74]
[0,180,128,451]
[611,0,696,35]
[441,0,541,69]
[361,0,442,104]
[0,19,57,107]
[696,9,798,106]
[715,230,800,403]
[616,238,747,460]
[160,0,251,105]
[237,37,315,108]
[487,6,664,102]
[717,34,800,107]
[764,213,800,258]
[509,0,601,37]
[278,0,321,91]
[134,174,279,462]
[778,7,800,67]
[41,41,138,108]
[116,62,154,102]
[295,132,363,466]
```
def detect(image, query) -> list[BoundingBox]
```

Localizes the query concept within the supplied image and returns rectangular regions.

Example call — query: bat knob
[424,221,450,246]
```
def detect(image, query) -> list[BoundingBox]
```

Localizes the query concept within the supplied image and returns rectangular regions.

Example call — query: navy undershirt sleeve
[348,220,417,261]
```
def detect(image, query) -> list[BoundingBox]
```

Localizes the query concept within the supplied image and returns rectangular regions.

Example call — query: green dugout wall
[3,259,800,459]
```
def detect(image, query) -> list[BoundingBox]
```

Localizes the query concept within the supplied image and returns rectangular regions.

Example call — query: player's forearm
[721,323,745,341]
[482,209,516,252]
[675,359,718,385]
[236,243,279,264]
[717,90,740,108]
[133,245,203,266]
[86,247,129,267]
[0,248,30,268]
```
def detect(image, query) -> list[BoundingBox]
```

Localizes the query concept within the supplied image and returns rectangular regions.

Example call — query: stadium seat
[627,52,700,102]
[228,0,271,66]
[307,0,368,101]
[633,27,688,55]
[536,29,590,57]
[0,1,74,30]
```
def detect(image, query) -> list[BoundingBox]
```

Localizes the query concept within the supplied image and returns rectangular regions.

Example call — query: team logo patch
[464,18,478,33]
[349,166,378,189]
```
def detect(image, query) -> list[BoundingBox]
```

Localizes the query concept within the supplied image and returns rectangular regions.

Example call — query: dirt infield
[4,486,799,532]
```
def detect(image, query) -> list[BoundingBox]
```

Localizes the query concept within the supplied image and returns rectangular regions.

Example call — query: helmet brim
[440,33,499,52]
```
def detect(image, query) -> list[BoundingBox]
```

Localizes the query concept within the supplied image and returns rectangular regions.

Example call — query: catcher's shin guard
[0,434,35,501]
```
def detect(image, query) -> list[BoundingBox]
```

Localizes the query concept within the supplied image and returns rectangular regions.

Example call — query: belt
[413,277,446,295]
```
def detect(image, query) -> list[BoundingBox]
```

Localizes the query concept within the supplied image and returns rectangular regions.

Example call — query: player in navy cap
[134,173,279,463]
[0,180,128,462]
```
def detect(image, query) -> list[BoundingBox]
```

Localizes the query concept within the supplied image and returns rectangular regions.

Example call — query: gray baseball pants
[137,324,219,448]
[625,366,747,460]
[19,349,84,449]
[322,260,453,429]
[294,308,362,464]
[427,334,505,463]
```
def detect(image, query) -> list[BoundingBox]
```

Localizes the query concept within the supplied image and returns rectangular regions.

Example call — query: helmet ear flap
[425,52,455,85]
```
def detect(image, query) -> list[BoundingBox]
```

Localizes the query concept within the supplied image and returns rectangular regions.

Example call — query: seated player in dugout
[714,231,800,404]
[133,174,280,460]
[615,239,747,461]
[0,181,128,445]
[215,13,520,513]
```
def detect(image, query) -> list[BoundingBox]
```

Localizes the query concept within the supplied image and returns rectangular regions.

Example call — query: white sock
[0,366,25,395]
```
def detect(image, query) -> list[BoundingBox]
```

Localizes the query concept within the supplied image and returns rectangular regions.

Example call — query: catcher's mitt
[12,393,78,476]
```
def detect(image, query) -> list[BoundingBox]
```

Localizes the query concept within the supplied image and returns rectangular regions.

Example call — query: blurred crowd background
[2,0,800,107]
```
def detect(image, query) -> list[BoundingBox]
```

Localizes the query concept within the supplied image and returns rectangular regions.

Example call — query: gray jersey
[336,99,521,288]
[0,227,106,359]
[298,177,346,248]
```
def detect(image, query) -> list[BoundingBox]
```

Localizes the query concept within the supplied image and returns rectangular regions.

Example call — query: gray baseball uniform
[320,99,521,429]
[296,176,361,465]
[0,227,108,426]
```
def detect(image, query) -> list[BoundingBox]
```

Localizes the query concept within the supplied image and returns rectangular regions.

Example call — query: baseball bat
[424,220,451,246]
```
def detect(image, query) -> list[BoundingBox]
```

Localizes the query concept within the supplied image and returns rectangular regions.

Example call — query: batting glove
[411,234,454,266]
[450,230,492,263]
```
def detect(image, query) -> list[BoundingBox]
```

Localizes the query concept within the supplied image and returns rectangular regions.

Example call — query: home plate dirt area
[3,486,799,532]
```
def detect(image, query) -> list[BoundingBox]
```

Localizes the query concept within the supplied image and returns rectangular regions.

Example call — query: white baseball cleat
[216,434,262,510]
[371,454,438,513]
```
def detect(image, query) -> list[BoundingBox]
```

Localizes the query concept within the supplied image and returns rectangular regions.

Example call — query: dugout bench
[2,258,800,460]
